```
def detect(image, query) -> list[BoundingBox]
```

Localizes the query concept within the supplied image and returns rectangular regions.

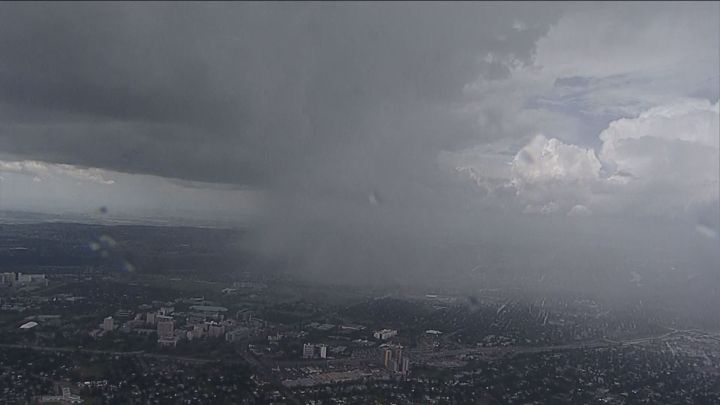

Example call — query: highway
[411,328,720,362]
[0,343,212,364]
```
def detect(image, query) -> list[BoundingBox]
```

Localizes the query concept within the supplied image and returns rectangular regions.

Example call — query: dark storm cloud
[0,2,562,184]
[0,2,570,287]
[2,2,717,299]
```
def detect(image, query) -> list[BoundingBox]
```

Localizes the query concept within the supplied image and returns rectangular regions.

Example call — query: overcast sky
[0,2,718,294]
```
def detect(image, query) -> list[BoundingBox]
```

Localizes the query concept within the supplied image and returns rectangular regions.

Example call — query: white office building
[303,343,315,359]
[373,329,398,340]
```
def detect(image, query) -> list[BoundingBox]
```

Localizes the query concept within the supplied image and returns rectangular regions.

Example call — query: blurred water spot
[368,190,381,207]
[99,234,117,247]
[122,260,136,272]
[695,224,718,239]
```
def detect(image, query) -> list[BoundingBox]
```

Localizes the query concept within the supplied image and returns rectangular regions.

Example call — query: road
[3,328,708,366]
[411,328,720,362]
[411,339,612,362]
[0,343,212,364]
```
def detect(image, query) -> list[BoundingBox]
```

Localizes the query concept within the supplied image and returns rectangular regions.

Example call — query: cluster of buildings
[0,272,48,287]
[302,343,328,359]
[372,329,398,340]
[39,387,83,404]
[91,303,260,347]
[380,344,410,376]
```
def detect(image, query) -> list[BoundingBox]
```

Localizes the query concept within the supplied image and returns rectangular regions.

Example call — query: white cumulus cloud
[511,134,601,184]
[449,98,719,219]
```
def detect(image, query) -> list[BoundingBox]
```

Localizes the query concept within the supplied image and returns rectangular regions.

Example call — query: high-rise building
[318,344,327,359]
[383,347,393,368]
[207,321,225,338]
[193,323,206,339]
[0,272,16,286]
[102,316,114,332]
[400,357,410,375]
[146,312,156,325]
[380,344,409,375]
[157,316,174,339]
[303,343,315,359]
